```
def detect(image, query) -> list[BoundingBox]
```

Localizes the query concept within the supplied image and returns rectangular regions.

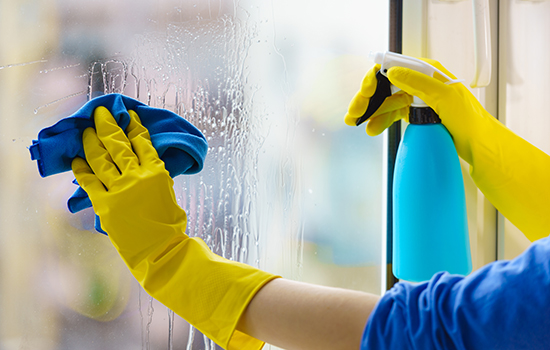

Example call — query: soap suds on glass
[130,17,267,348]
[31,8,300,349]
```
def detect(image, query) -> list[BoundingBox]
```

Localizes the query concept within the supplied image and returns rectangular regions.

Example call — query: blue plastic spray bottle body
[357,51,471,282]
[393,122,471,281]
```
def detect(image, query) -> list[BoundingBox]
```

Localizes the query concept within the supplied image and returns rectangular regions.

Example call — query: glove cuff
[138,237,280,349]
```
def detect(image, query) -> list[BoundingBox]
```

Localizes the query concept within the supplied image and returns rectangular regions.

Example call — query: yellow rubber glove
[346,60,550,241]
[344,64,413,136]
[71,106,279,350]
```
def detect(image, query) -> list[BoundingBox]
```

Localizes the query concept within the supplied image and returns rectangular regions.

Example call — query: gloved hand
[346,60,550,241]
[72,106,279,350]
[345,63,413,136]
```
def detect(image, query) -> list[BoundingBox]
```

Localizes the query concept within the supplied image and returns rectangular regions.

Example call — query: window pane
[0,0,387,348]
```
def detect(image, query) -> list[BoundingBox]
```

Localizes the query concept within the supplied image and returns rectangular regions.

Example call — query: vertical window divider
[385,0,403,291]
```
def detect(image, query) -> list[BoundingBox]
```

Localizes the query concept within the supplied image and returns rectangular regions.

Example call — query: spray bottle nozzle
[355,71,392,126]
[368,51,385,65]
[355,51,463,127]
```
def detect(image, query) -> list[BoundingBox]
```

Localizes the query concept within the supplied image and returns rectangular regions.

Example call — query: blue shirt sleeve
[362,236,550,350]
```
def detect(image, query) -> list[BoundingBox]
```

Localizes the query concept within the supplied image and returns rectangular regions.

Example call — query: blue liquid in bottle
[393,117,471,282]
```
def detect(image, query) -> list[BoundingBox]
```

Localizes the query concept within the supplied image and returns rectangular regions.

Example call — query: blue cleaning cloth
[30,93,208,234]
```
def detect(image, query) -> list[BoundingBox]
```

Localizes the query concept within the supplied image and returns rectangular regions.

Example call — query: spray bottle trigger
[355,70,392,126]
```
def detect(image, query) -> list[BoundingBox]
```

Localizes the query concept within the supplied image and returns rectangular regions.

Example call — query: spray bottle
[358,51,471,282]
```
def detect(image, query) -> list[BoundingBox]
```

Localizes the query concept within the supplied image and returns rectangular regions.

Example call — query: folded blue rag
[30,93,208,234]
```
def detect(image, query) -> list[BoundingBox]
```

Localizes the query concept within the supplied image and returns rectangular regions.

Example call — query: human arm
[345,60,550,241]
[237,278,379,350]
[72,106,277,349]
[362,236,550,350]
[72,106,379,350]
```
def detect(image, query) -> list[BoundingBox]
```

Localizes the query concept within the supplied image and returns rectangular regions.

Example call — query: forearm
[237,278,380,350]
[363,236,550,350]
[468,116,550,241]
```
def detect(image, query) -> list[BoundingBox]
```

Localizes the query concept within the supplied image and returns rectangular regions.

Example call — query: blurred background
[0,0,387,348]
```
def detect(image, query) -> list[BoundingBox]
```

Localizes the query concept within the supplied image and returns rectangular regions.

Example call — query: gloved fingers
[374,91,412,116]
[419,58,458,80]
[358,64,382,98]
[126,110,161,166]
[344,91,370,126]
[82,127,121,190]
[344,65,382,126]
[387,66,454,112]
[345,90,411,127]
[365,107,409,136]
[71,156,107,196]
[93,106,139,174]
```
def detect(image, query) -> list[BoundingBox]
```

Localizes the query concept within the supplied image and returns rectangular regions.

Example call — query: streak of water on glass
[39,63,81,74]
[203,335,211,350]
[0,59,47,70]
[138,287,145,350]
[33,90,88,114]
[186,327,196,350]
[145,295,154,350]
[168,309,175,350]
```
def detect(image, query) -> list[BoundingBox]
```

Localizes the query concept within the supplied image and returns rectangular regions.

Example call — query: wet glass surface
[0,1,387,348]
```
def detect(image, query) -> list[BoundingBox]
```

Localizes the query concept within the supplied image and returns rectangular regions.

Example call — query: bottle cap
[409,107,441,124]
